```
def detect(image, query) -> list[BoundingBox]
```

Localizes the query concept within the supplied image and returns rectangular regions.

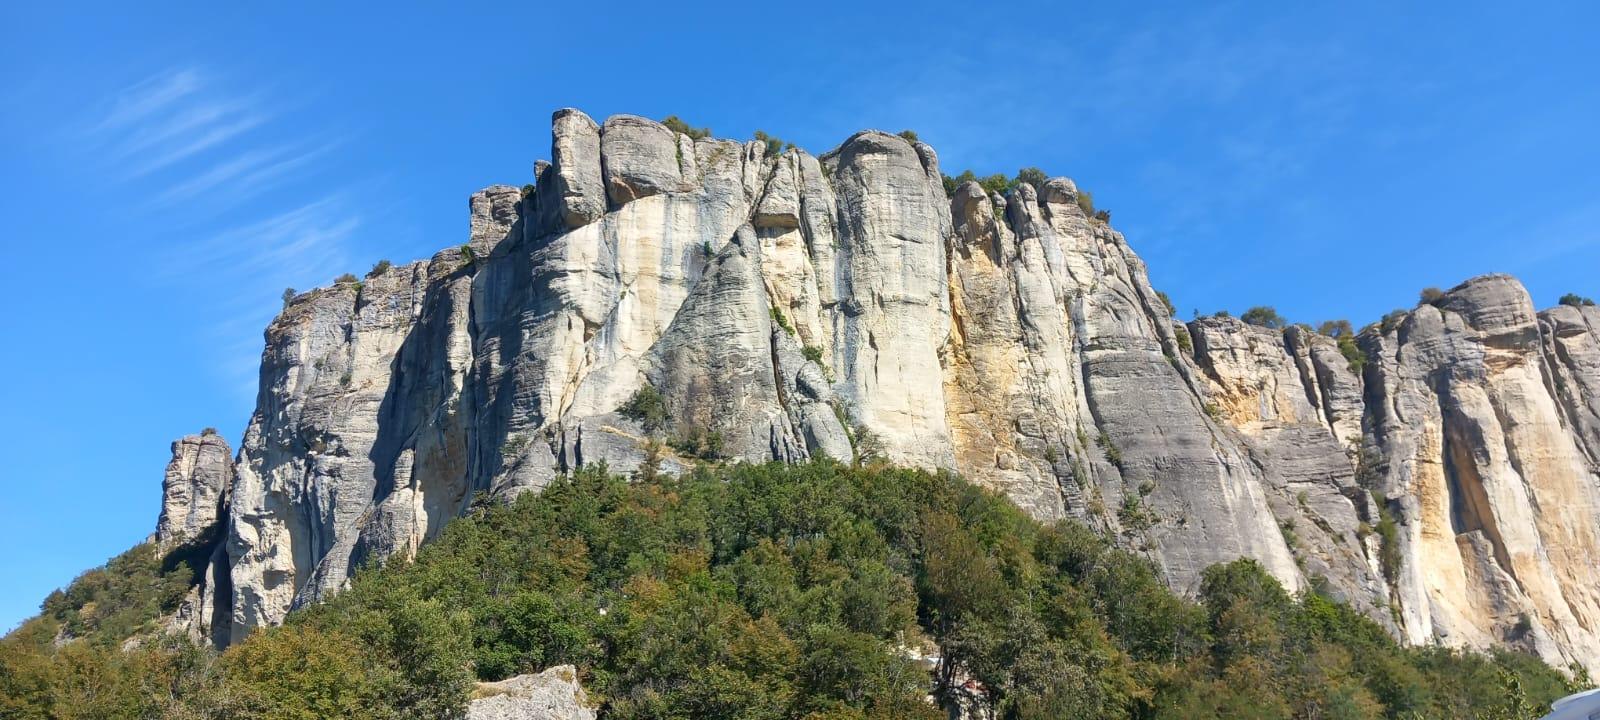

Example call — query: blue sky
[1,1,1597,631]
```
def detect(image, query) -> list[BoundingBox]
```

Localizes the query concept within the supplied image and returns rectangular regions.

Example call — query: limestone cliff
[131,110,1598,673]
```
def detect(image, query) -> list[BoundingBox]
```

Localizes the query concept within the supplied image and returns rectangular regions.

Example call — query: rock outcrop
[156,430,234,547]
[465,665,596,720]
[136,110,1599,674]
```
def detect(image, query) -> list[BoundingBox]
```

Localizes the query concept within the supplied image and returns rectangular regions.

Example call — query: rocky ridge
[134,110,1600,674]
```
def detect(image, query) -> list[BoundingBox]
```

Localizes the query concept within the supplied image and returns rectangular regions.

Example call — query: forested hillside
[1,461,1584,719]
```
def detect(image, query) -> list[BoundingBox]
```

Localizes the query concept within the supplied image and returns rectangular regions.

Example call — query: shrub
[941,170,1011,197]
[1075,189,1095,217]
[367,259,392,278]
[896,129,919,143]
[281,288,297,308]
[1559,293,1596,307]
[459,244,476,265]
[1379,309,1408,333]
[1013,167,1048,193]
[669,427,725,460]
[802,345,824,364]
[1419,287,1446,306]
[769,306,794,335]
[1175,324,1194,355]
[1240,306,1286,329]
[1338,334,1366,374]
[752,130,785,158]
[335,273,359,285]
[619,385,669,434]
[1317,319,1354,337]
[519,183,535,198]
[662,115,711,140]
[1155,290,1176,316]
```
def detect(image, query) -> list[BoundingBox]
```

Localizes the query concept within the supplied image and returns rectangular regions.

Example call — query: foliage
[1240,306,1287,329]
[280,287,296,308]
[620,385,670,434]
[1013,167,1048,193]
[520,183,536,198]
[941,170,1011,197]
[752,130,786,158]
[4,464,1583,719]
[896,129,919,143]
[459,244,477,265]
[662,115,711,140]
[335,273,359,285]
[769,306,795,335]
[1155,290,1176,316]
[1075,189,1096,217]
[367,259,393,278]
[1317,319,1354,337]
[1174,324,1194,355]
[802,345,825,365]
[1560,293,1596,307]
[1379,308,1408,334]
[1337,335,1367,374]
[1419,287,1446,306]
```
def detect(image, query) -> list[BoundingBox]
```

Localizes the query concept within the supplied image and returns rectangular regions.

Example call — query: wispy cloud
[83,65,370,401]
[154,141,333,204]
[91,68,202,132]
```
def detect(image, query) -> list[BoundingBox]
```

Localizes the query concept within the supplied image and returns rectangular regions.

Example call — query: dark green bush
[662,115,711,140]
[1560,293,1596,307]
[1241,306,1287,329]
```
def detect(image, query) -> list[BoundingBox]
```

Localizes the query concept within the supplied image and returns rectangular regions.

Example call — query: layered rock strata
[133,110,1598,673]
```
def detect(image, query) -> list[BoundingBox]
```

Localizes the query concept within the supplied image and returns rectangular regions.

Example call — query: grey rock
[465,665,596,720]
[156,430,233,547]
[537,109,605,231]
[600,114,683,205]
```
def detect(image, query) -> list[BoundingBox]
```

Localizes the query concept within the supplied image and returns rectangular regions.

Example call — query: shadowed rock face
[145,110,1600,673]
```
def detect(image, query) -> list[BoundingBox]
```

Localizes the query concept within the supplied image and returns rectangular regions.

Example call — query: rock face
[156,431,234,547]
[144,109,1600,674]
[1359,276,1600,673]
[465,665,596,720]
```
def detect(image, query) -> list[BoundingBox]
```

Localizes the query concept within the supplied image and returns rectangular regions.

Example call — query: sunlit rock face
[158,110,1600,673]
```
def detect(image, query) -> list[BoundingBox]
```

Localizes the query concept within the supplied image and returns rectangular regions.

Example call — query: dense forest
[1,461,1586,719]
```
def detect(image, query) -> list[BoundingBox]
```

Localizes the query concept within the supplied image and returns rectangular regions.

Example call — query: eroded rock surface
[137,110,1600,674]
[466,665,596,720]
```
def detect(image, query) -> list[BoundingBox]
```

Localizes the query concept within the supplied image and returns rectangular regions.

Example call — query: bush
[662,115,711,140]
[367,259,392,278]
[1317,319,1354,337]
[896,129,919,143]
[1338,334,1366,374]
[1175,324,1194,355]
[1155,290,1176,316]
[753,130,786,158]
[1013,167,1048,193]
[802,345,824,364]
[1240,306,1286,329]
[769,306,795,335]
[1419,287,1446,306]
[619,385,669,434]
[281,288,296,308]
[1075,189,1095,217]
[1559,293,1596,307]
[941,170,1011,197]
[335,273,359,285]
